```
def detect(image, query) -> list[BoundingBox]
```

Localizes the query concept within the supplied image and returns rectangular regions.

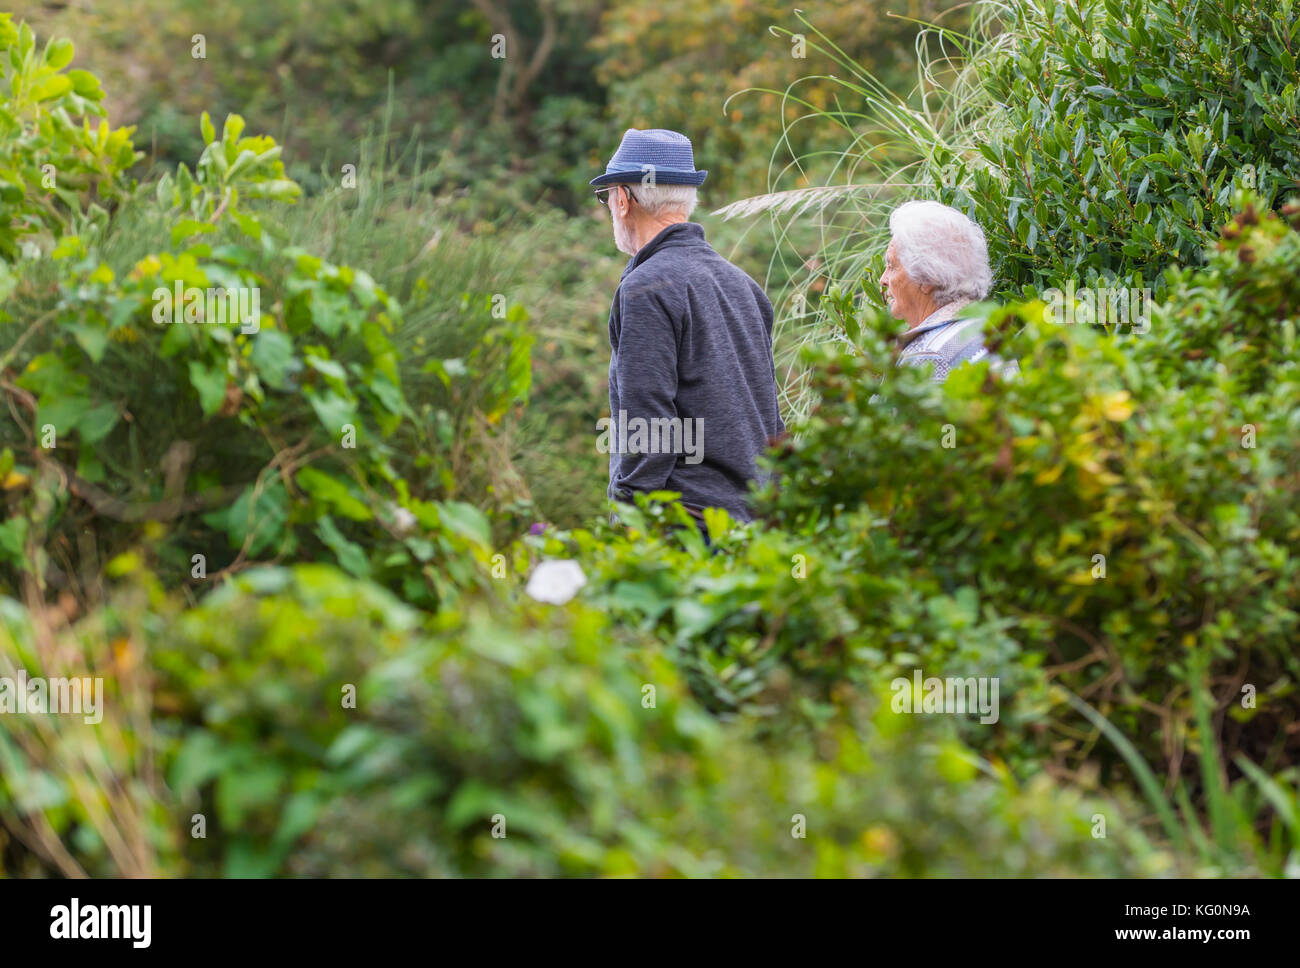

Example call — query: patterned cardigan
[895,300,1018,381]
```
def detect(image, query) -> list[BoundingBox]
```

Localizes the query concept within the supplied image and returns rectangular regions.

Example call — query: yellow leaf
[132,254,162,278]
[106,551,142,577]
[1101,390,1133,421]
[1034,463,1064,485]
[860,825,899,859]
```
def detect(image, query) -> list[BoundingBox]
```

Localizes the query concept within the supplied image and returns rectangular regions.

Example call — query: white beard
[613,211,637,256]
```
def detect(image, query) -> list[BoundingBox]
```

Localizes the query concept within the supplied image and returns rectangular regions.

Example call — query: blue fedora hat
[590,128,708,187]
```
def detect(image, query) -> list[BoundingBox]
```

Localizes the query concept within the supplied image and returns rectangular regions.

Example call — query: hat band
[604,161,698,176]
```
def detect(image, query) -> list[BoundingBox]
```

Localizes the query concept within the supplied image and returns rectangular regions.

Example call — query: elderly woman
[879,200,1012,381]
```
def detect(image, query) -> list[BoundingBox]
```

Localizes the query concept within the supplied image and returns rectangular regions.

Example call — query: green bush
[0,24,531,610]
[755,199,1300,809]
[528,496,1045,775]
[958,0,1300,296]
[697,0,1300,871]
[0,563,1189,877]
[0,14,139,268]
[732,0,1300,410]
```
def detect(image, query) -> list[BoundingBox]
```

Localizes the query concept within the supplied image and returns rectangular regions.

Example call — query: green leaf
[673,599,719,638]
[221,113,246,145]
[306,389,357,434]
[223,480,288,555]
[169,731,232,794]
[68,323,108,363]
[78,403,119,444]
[36,395,91,438]
[305,354,347,383]
[32,73,72,101]
[296,467,371,521]
[243,178,300,201]
[309,288,355,338]
[272,791,323,850]
[1233,756,1300,838]
[316,515,370,577]
[44,38,74,71]
[0,516,30,562]
[66,69,101,98]
[171,218,216,246]
[368,373,406,416]
[249,329,295,389]
[226,148,260,181]
[444,779,523,832]
[215,759,284,828]
[188,360,227,418]
[231,210,262,240]
[436,500,490,546]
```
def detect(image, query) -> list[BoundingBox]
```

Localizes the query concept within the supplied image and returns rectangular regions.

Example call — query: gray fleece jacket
[605,221,784,523]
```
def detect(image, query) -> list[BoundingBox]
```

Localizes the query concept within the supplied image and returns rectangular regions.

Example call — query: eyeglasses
[594,185,638,208]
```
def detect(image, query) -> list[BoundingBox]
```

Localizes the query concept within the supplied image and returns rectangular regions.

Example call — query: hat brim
[590,169,708,188]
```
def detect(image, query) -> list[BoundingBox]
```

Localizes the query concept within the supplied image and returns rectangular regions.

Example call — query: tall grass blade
[1062,689,1188,853]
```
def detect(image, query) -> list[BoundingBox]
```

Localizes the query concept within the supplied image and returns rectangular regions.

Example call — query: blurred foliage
[593,0,965,199]
[28,0,606,210]
[24,0,961,208]
[527,494,1049,797]
[0,563,1189,877]
[0,97,529,611]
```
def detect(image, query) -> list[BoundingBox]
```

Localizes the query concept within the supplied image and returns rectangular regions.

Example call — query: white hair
[888,200,992,304]
[633,182,698,219]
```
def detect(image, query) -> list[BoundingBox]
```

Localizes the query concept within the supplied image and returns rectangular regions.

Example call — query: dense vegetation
[1,1,1298,877]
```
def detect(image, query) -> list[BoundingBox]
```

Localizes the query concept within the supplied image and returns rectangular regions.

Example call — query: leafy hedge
[756,198,1300,783]
[0,36,531,611]
[759,0,1300,379]
[0,563,1184,877]
[939,0,1300,296]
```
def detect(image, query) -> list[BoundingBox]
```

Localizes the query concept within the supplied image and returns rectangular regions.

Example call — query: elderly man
[592,128,784,529]
[879,199,1014,380]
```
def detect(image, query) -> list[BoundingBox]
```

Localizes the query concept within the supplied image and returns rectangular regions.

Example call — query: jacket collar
[621,221,707,278]
[896,299,973,347]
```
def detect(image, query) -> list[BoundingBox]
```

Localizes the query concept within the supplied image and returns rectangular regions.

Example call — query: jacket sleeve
[610,279,681,500]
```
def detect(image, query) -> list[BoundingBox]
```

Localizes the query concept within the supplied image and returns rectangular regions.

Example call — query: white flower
[386,504,417,536]
[525,559,587,605]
